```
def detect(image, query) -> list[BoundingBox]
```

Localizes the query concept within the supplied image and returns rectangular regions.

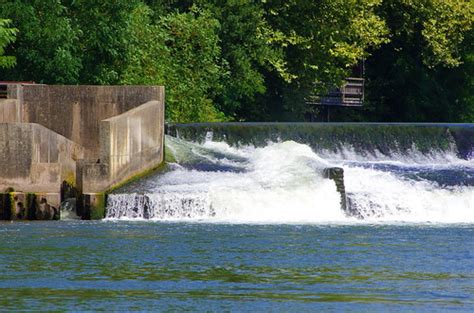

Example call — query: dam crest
[106,124,473,223]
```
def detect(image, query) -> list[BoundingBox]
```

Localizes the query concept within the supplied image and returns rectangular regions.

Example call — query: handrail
[306,77,364,107]
[0,82,37,99]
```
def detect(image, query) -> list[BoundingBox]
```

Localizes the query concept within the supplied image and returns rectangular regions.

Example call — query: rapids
[106,132,474,224]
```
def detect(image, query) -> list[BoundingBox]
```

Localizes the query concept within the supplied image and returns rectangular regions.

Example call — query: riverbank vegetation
[0,0,472,122]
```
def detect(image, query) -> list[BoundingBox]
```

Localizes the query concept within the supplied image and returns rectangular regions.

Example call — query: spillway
[106,123,474,224]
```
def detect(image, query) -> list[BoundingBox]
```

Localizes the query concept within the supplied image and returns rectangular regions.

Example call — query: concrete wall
[6,84,164,159]
[79,100,164,193]
[0,99,21,123]
[0,84,165,219]
[0,123,84,193]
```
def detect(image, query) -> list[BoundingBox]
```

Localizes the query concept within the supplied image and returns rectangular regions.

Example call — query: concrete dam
[108,123,473,223]
[0,85,472,222]
[0,84,164,220]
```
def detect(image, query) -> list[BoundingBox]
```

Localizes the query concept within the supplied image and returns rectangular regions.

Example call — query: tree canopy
[0,0,472,122]
[361,0,474,122]
[0,18,17,69]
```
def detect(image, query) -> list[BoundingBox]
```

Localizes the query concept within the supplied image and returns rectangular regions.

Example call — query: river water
[2,129,473,311]
[1,221,474,311]
[107,136,473,223]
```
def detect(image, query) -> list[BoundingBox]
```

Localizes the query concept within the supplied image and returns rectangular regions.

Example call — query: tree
[0,1,471,122]
[246,0,389,121]
[0,0,81,83]
[134,1,290,121]
[198,1,289,120]
[66,0,145,84]
[0,19,17,69]
[122,5,225,122]
[362,0,473,122]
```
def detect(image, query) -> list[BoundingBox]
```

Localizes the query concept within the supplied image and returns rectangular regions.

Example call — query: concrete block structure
[0,84,165,220]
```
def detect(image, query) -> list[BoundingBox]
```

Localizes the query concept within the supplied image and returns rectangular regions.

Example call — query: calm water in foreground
[1,221,473,311]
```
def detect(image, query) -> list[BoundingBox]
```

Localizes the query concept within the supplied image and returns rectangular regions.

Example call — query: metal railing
[307,77,364,107]
[0,81,37,99]
[0,84,7,99]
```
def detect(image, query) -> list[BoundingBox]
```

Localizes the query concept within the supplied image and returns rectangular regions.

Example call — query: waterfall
[106,124,473,223]
[106,192,213,220]
[166,123,473,159]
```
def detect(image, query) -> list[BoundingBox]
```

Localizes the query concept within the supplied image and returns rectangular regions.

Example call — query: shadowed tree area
[0,0,472,122]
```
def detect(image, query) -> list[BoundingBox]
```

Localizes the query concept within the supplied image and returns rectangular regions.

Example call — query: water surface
[1,221,473,311]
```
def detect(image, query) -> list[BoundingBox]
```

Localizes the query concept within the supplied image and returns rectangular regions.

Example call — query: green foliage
[250,0,389,120]
[287,0,387,81]
[359,0,473,122]
[0,19,17,69]
[0,0,472,122]
[122,5,225,122]
[416,0,472,68]
[0,0,81,83]
[120,4,168,86]
[158,7,225,122]
[201,1,289,119]
[458,50,474,122]
[66,0,145,84]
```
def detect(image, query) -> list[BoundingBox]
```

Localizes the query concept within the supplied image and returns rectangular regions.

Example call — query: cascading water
[106,124,473,223]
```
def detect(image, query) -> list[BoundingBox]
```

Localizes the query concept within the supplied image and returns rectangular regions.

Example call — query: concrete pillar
[80,193,106,220]
[0,193,12,220]
[10,192,28,220]
[34,193,60,220]
[0,192,60,220]
[323,167,347,211]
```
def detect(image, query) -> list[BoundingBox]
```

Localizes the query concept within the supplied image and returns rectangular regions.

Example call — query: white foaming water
[318,142,470,166]
[344,167,474,223]
[106,136,474,224]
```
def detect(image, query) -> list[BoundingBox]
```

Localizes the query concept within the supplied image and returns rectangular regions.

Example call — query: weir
[166,122,474,160]
[1,110,472,221]
[105,123,473,223]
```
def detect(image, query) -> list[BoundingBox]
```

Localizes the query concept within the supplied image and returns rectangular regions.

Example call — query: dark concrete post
[323,167,347,212]
[80,193,106,220]
[0,193,12,220]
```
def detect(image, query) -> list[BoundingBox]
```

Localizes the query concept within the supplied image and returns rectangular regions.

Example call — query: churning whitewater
[106,134,474,223]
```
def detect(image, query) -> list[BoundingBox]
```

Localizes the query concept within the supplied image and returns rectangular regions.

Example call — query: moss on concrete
[26,193,36,220]
[10,193,27,220]
[89,193,106,220]
[164,143,177,163]
[63,171,76,187]
[107,162,167,193]
[9,192,17,220]
[77,193,107,220]
[0,192,61,221]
